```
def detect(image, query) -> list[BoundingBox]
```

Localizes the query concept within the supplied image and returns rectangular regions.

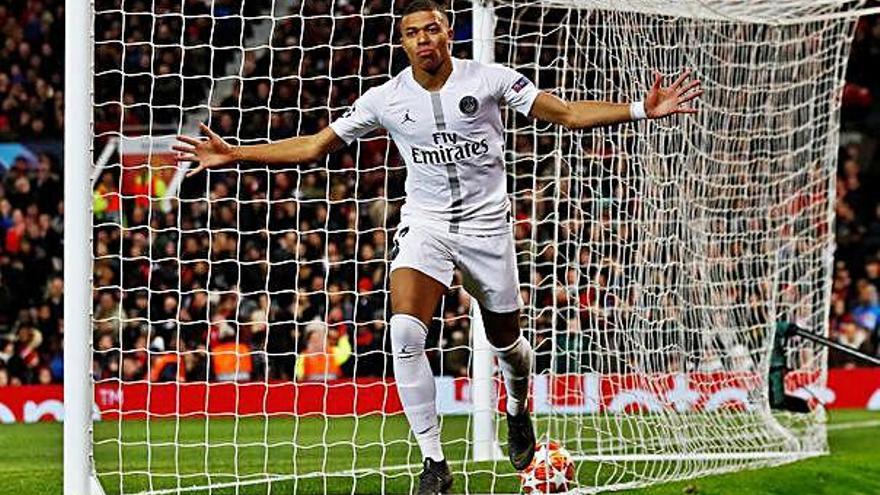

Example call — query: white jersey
[329,57,540,234]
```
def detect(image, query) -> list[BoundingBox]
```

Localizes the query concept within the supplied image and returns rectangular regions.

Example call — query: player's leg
[455,232,536,470]
[480,307,532,418]
[390,266,446,463]
[391,267,446,325]
[388,226,455,493]
[480,305,536,470]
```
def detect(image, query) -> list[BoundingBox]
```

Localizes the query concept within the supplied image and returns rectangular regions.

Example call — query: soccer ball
[519,440,576,494]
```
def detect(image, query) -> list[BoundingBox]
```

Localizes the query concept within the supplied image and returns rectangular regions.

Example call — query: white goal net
[81,0,870,494]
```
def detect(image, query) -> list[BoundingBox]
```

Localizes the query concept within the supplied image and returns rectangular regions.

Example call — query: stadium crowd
[0,1,65,141]
[1,0,880,386]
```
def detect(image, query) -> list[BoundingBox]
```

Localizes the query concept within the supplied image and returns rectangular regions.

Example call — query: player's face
[400,10,453,73]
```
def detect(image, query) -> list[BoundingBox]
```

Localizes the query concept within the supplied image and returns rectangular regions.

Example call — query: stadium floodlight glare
[65,1,880,494]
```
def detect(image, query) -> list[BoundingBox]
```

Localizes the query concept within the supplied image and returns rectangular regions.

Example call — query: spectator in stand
[4,1,880,389]
[0,337,16,384]
[295,319,351,382]
[149,336,186,383]
[211,321,254,383]
[93,333,118,381]
[93,171,121,223]
[121,333,148,382]
[864,258,880,290]
[0,1,65,141]
[852,282,880,335]
[555,318,586,375]
[9,325,42,384]
[830,320,875,368]
[33,153,60,211]
[36,365,53,384]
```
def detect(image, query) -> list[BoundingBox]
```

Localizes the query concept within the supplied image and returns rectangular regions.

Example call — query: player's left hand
[644,69,702,119]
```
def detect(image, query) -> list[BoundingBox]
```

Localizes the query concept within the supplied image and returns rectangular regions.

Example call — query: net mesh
[89,0,863,493]
[496,3,853,490]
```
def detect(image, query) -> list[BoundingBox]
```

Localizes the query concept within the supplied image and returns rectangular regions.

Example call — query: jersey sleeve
[488,64,540,117]
[329,86,384,145]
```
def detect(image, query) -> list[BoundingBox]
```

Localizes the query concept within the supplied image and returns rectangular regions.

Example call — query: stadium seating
[0,1,878,386]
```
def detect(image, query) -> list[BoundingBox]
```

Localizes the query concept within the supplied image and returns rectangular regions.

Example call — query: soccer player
[174,1,702,493]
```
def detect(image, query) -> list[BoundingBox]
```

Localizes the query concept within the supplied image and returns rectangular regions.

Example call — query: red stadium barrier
[94,378,403,419]
[0,369,878,423]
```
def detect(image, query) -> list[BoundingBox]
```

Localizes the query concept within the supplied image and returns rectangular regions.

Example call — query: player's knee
[390,313,428,360]
[390,302,432,327]
[486,330,520,350]
[481,308,521,349]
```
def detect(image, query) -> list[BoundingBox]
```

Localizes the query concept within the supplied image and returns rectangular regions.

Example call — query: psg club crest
[459,95,479,115]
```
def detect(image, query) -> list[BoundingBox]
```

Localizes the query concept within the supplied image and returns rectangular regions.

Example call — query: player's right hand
[174,123,236,177]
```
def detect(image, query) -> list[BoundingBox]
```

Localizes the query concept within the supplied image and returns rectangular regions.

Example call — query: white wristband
[629,101,647,121]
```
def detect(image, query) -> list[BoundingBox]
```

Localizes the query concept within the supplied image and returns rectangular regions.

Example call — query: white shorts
[389,223,523,313]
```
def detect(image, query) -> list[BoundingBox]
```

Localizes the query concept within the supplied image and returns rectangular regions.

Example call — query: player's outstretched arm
[529,69,702,130]
[175,123,345,177]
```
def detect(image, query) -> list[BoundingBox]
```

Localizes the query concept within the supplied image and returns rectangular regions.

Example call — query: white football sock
[493,336,533,416]
[390,313,444,462]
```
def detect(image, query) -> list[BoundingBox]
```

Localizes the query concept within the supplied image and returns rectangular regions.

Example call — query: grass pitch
[0,410,878,494]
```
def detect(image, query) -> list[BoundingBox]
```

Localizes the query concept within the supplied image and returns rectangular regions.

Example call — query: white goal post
[65,1,880,494]
[64,0,100,492]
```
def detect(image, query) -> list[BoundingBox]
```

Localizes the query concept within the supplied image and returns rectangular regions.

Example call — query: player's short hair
[400,0,448,21]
